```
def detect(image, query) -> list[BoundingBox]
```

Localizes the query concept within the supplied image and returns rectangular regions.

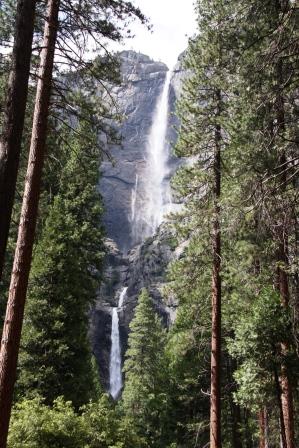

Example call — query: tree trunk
[274,364,288,448]
[294,214,299,357]
[258,408,268,448]
[277,261,295,448]
[0,0,36,281]
[0,1,60,445]
[274,41,295,448]
[210,88,222,448]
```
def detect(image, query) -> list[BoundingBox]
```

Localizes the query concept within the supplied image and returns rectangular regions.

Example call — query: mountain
[90,50,186,391]
[100,50,184,251]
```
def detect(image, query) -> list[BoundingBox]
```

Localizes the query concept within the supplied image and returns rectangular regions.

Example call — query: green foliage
[122,289,170,447]
[165,301,210,446]
[0,0,16,45]
[2,0,298,446]
[228,288,295,412]
[8,394,147,448]
[165,0,299,445]
[165,1,236,445]
[82,396,148,448]
[8,397,86,448]
[17,121,105,408]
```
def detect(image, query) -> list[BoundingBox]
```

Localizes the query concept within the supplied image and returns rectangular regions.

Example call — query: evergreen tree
[0,0,36,281]
[165,292,211,446]
[1,0,298,446]
[165,0,299,446]
[0,1,146,439]
[171,1,235,445]
[122,289,169,447]
[16,120,104,408]
[224,1,299,445]
[0,2,60,442]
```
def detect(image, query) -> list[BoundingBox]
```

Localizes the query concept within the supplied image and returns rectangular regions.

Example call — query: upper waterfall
[131,69,173,243]
[100,52,182,251]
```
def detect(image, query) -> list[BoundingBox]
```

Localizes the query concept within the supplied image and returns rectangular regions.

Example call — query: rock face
[91,50,186,391]
[100,51,183,252]
[90,240,129,391]
[91,226,178,390]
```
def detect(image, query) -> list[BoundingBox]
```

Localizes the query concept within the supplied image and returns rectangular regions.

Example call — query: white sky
[115,0,197,68]
[1,2,197,69]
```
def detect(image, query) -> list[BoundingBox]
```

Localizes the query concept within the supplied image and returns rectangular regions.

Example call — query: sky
[114,0,198,69]
[1,2,197,69]
[1,1,197,70]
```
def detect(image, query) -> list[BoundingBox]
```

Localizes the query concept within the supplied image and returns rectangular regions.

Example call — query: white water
[118,286,128,308]
[131,70,173,243]
[110,70,174,397]
[109,287,128,399]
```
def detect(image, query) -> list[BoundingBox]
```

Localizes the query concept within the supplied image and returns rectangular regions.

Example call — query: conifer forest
[0,1,299,447]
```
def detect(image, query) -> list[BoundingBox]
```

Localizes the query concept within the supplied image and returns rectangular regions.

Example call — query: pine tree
[0,1,60,443]
[0,1,146,441]
[0,0,145,285]
[0,0,36,281]
[225,1,299,445]
[122,289,169,447]
[165,290,211,446]
[172,1,236,445]
[17,121,104,407]
[167,1,299,445]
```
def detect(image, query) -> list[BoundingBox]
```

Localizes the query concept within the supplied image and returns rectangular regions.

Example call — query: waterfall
[109,286,128,399]
[131,70,173,243]
[118,286,128,308]
[109,68,173,397]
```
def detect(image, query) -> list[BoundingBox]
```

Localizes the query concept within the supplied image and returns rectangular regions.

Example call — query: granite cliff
[90,51,186,391]
[100,50,184,251]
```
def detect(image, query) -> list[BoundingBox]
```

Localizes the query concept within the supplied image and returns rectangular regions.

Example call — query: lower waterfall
[109,286,127,399]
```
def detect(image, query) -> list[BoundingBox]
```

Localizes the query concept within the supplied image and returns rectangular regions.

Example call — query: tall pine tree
[17,120,104,408]
[122,289,169,447]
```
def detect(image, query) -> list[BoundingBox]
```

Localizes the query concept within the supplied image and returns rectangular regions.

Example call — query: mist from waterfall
[109,286,128,399]
[131,70,173,243]
[130,174,139,235]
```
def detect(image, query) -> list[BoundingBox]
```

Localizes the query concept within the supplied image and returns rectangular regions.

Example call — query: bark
[0,1,60,445]
[0,0,36,281]
[280,373,294,448]
[258,408,268,448]
[294,215,299,357]
[277,263,295,448]
[274,47,295,448]
[274,364,288,448]
[210,88,222,448]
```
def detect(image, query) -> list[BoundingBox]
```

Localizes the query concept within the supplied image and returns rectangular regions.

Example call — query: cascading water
[131,69,173,243]
[109,286,128,399]
[109,68,174,398]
